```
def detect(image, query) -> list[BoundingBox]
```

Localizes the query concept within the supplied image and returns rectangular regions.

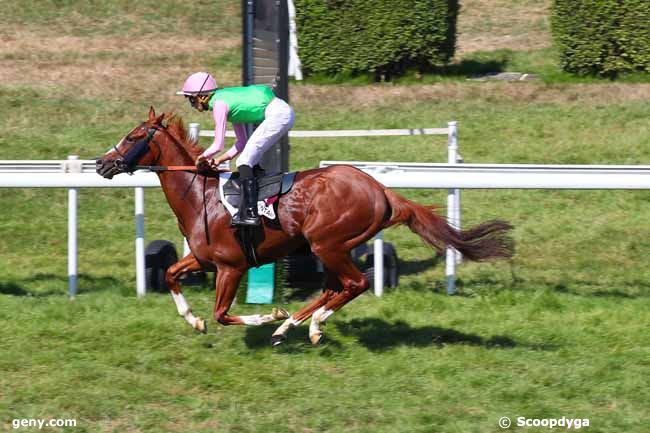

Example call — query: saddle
[218,170,298,266]
[220,171,297,221]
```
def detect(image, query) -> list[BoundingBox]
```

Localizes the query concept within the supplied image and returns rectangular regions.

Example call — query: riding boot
[233,177,261,226]
[253,164,266,177]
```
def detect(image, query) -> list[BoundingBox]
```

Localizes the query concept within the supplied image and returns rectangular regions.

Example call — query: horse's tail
[383,188,514,262]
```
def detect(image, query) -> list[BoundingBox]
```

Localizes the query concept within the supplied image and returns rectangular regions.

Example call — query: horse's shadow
[334,318,545,352]
[243,324,344,352]
[243,317,552,352]
[398,257,441,276]
[0,273,128,297]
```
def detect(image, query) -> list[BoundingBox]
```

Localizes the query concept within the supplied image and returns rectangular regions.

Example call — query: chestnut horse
[97,108,514,346]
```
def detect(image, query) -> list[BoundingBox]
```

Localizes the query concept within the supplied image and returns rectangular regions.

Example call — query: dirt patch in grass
[0,32,241,102]
[292,83,650,109]
[0,62,239,103]
[0,31,239,55]
[457,0,552,55]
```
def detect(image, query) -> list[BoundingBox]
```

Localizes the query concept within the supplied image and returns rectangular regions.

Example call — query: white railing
[0,156,159,298]
[318,162,650,189]
[191,122,462,298]
[1,123,460,298]
[319,161,650,294]
[4,156,650,298]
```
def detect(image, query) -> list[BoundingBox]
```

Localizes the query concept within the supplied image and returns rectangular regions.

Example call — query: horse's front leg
[166,253,207,333]
[213,266,289,326]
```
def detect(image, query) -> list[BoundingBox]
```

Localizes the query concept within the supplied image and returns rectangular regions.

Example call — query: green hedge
[294,0,459,78]
[552,0,650,76]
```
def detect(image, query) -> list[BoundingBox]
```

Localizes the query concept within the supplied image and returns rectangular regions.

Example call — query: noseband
[113,126,159,173]
[110,123,206,174]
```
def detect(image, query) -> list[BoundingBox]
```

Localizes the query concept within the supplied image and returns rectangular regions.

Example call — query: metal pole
[135,187,146,297]
[67,155,78,298]
[188,122,200,145]
[449,121,462,265]
[243,0,254,86]
[373,231,384,296]
[446,122,458,295]
[243,0,256,139]
[183,238,191,257]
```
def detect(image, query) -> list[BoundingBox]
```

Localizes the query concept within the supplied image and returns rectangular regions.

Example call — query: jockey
[177,71,295,226]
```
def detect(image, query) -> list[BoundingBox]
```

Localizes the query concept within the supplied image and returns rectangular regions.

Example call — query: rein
[116,123,221,174]
[113,119,222,245]
[133,165,201,172]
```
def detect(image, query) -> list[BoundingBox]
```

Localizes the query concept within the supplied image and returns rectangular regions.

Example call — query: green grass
[301,47,650,85]
[2,1,650,432]
[0,0,240,36]
[1,289,648,433]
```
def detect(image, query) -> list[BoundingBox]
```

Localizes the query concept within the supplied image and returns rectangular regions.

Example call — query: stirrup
[232,208,260,227]
[235,177,260,226]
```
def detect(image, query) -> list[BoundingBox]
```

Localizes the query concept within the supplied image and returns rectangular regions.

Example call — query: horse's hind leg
[166,254,207,333]
[271,280,338,346]
[307,252,370,344]
[307,272,341,345]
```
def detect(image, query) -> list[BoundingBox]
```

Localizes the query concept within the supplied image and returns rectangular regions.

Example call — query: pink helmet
[176,72,218,96]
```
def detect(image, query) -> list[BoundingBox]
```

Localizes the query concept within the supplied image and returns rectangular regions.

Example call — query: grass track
[1,289,648,433]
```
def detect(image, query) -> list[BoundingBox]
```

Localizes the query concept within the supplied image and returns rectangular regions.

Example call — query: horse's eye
[126,131,145,143]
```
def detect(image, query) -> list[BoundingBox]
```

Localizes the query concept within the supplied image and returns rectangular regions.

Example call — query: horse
[96,107,515,346]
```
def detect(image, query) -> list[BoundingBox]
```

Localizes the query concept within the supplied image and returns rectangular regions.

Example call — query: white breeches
[236,97,295,168]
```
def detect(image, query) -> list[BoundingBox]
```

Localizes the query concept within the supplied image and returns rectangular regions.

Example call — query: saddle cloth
[219,171,298,221]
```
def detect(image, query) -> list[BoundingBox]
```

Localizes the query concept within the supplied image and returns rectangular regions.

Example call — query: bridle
[113,123,199,174]
[113,125,158,173]
[109,121,217,244]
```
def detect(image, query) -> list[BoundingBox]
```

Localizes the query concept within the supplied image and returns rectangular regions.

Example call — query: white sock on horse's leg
[171,291,204,331]
[239,314,268,325]
[309,306,334,345]
[272,315,302,338]
[239,307,290,326]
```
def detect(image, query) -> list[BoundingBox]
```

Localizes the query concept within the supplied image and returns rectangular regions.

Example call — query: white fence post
[135,187,146,297]
[185,122,198,258]
[373,231,384,296]
[67,155,79,298]
[447,121,459,294]
[183,238,191,257]
[449,121,462,265]
[188,123,200,145]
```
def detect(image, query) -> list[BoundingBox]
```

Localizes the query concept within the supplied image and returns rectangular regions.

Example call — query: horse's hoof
[271,334,286,347]
[272,307,290,321]
[195,318,208,334]
[310,331,324,346]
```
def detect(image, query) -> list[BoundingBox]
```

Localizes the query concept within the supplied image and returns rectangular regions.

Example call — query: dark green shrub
[294,0,459,78]
[552,0,650,77]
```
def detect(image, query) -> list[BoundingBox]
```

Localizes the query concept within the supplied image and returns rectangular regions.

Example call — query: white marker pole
[185,123,200,260]
[188,123,200,144]
[67,155,79,298]
[135,187,146,297]
[374,231,384,296]
[446,122,459,295]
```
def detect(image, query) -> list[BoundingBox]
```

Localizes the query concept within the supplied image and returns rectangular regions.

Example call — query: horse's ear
[154,113,165,125]
[148,106,156,121]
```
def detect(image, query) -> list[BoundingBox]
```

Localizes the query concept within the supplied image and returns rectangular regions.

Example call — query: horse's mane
[164,112,204,158]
